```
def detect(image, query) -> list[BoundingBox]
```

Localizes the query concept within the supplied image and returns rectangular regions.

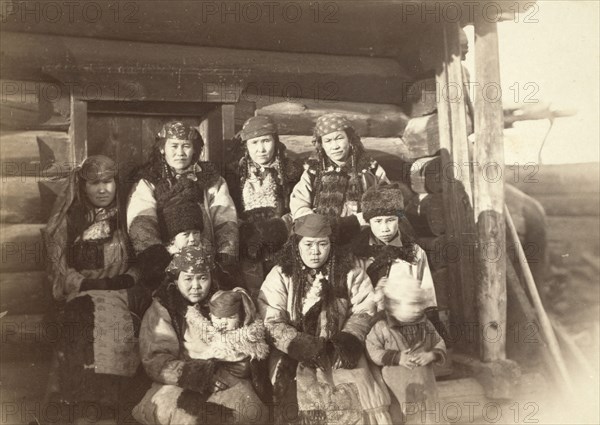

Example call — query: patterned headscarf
[314,113,352,138]
[167,245,215,274]
[239,116,278,141]
[157,121,202,141]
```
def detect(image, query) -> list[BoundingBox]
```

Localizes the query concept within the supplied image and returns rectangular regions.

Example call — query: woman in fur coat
[258,213,392,425]
[225,116,303,298]
[127,121,239,289]
[289,113,390,242]
[133,245,270,425]
[42,155,149,420]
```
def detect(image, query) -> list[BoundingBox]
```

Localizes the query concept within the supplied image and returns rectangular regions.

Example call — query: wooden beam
[1,32,410,105]
[69,97,87,164]
[435,22,478,354]
[473,12,507,363]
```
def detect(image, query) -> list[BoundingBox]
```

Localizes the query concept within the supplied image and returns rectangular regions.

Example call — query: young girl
[366,282,446,424]
[133,246,268,425]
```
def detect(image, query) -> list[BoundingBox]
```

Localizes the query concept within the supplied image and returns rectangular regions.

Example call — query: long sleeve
[365,322,389,366]
[127,179,162,254]
[257,266,303,354]
[139,300,217,393]
[289,169,315,220]
[342,261,377,342]
[426,319,447,365]
[206,176,239,257]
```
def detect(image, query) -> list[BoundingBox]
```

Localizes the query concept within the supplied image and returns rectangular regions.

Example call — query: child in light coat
[366,281,446,424]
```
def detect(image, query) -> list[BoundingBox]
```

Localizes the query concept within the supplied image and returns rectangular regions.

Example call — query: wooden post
[473,11,507,363]
[199,107,223,163]
[436,22,479,354]
[199,104,235,166]
[69,97,87,165]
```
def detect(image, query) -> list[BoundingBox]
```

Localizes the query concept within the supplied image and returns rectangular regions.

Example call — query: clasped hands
[397,349,436,370]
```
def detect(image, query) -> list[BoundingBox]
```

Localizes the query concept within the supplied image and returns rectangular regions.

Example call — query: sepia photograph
[0,1,598,424]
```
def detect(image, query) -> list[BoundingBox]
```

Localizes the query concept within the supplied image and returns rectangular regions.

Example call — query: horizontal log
[0,176,43,224]
[0,271,50,315]
[255,100,409,137]
[0,79,70,130]
[2,32,410,105]
[0,224,45,272]
[0,130,71,177]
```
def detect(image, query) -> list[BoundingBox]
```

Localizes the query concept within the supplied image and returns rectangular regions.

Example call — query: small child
[185,287,270,362]
[366,281,446,424]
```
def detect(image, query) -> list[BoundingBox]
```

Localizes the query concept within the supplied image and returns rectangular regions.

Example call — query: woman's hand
[220,358,251,379]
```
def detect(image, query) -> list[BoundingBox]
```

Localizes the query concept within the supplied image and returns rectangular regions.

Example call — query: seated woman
[133,245,269,425]
[350,183,437,310]
[225,116,303,298]
[127,121,238,289]
[290,113,390,242]
[258,213,392,425]
[42,155,148,421]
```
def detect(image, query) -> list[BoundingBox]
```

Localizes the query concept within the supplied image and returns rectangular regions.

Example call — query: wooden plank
[255,100,409,137]
[0,176,43,224]
[0,271,50,315]
[0,224,45,272]
[1,130,70,177]
[436,22,478,352]
[473,13,507,363]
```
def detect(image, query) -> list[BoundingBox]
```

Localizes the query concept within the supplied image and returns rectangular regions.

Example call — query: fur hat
[239,116,278,141]
[209,290,242,318]
[161,199,204,242]
[156,178,204,242]
[361,182,405,222]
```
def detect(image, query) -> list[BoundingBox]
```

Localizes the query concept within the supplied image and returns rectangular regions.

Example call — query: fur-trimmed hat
[361,182,405,222]
[239,116,278,141]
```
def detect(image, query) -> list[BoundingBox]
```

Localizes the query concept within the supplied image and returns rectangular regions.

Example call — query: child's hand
[410,351,436,366]
[398,349,415,369]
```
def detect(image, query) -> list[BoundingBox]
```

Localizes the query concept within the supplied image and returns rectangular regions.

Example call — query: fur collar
[185,307,270,360]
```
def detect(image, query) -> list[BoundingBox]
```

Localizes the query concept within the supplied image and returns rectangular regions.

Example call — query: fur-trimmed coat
[133,296,268,425]
[352,229,437,311]
[257,245,392,424]
[127,162,238,258]
[290,159,389,221]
